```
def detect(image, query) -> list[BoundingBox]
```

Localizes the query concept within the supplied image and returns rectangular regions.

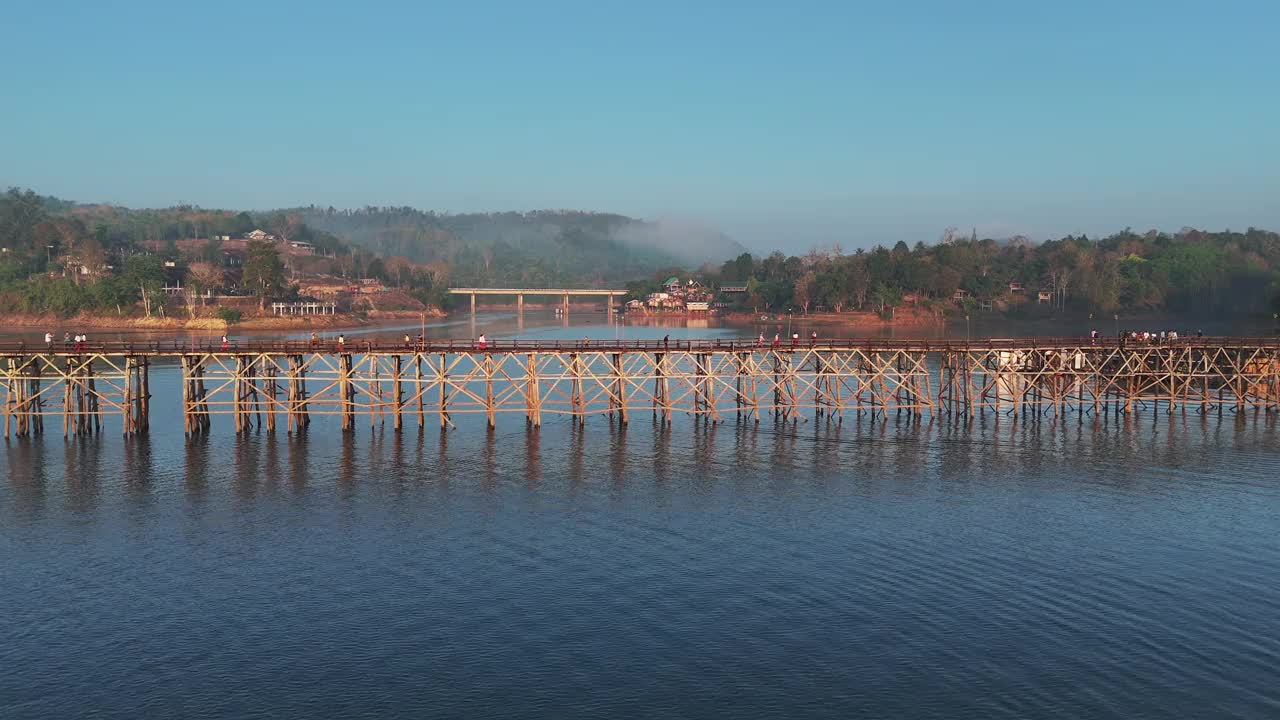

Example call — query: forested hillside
[294,206,743,287]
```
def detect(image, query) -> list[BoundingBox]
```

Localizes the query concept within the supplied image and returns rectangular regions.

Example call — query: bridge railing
[2,336,1278,355]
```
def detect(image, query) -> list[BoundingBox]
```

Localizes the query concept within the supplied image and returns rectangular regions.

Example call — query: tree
[794,271,816,314]
[186,262,225,305]
[229,212,255,236]
[870,282,902,315]
[265,212,302,244]
[122,256,166,317]
[216,307,243,327]
[242,239,285,306]
[0,188,47,253]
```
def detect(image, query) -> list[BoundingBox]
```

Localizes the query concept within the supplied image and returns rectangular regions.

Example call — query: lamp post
[786,309,793,337]
[1114,314,1119,336]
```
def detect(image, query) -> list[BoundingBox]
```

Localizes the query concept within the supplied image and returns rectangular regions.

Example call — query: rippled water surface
[3,317,1280,719]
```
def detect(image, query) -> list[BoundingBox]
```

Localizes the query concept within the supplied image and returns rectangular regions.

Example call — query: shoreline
[3,308,445,332]
[718,308,944,328]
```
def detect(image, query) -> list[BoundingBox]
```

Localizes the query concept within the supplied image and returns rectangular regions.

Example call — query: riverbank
[722,306,944,328]
[3,308,446,332]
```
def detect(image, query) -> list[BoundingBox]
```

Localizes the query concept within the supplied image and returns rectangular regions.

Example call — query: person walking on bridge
[220,335,229,351]
[477,333,487,351]
[44,331,53,347]
[336,334,345,352]
[310,331,318,350]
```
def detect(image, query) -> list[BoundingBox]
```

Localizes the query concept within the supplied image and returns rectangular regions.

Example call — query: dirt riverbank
[3,308,445,332]
[721,306,944,328]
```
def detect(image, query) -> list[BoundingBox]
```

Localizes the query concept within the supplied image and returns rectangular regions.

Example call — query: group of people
[753,331,819,349]
[44,331,90,352]
[307,330,348,348]
[1107,328,1201,345]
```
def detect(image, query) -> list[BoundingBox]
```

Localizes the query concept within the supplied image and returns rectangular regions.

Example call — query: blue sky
[3,0,1276,251]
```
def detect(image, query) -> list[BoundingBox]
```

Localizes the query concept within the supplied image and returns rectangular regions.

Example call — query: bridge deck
[2,336,1277,356]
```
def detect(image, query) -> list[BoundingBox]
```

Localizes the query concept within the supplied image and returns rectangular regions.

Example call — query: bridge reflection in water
[2,338,1279,437]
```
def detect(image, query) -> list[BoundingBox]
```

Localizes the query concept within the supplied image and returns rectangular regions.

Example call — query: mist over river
[3,313,1279,719]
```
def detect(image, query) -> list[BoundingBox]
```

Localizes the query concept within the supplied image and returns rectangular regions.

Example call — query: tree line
[703,228,1280,317]
[5,187,1279,320]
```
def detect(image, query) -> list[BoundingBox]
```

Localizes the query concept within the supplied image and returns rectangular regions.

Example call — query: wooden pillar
[526,352,541,427]
[285,355,297,433]
[438,353,449,429]
[484,353,495,429]
[3,357,15,438]
[415,354,425,428]
[139,356,150,433]
[123,356,134,436]
[570,352,584,425]
[393,354,404,432]
[613,352,628,425]
[233,355,245,433]
[340,352,354,432]
[654,352,671,423]
[265,357,278,433]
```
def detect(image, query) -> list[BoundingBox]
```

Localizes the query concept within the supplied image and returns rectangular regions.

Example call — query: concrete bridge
[449,287,626,315]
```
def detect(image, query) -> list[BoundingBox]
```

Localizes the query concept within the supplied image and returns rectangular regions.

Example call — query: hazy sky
[3,0,1276,251]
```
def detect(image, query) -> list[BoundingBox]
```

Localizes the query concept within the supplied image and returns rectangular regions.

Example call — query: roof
[663,276,680,285]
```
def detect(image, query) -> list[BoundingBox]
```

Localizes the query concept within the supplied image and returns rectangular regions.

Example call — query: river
[3,313,1280,719]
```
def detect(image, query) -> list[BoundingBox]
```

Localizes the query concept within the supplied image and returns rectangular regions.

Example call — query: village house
[645,291,675,309]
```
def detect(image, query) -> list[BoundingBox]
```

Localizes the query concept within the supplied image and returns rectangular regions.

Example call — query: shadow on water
[63,435,103,517]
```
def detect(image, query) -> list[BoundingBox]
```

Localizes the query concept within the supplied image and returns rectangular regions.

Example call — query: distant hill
[292,206,745,287]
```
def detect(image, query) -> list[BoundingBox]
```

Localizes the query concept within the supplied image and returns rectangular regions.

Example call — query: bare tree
[187,262,225,305]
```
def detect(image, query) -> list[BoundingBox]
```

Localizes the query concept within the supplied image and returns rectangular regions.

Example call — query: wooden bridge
[2,337,1279,437]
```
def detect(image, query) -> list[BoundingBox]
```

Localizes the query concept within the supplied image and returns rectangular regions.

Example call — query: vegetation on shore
[632,228,1280,319]
[5,187,1278,326]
